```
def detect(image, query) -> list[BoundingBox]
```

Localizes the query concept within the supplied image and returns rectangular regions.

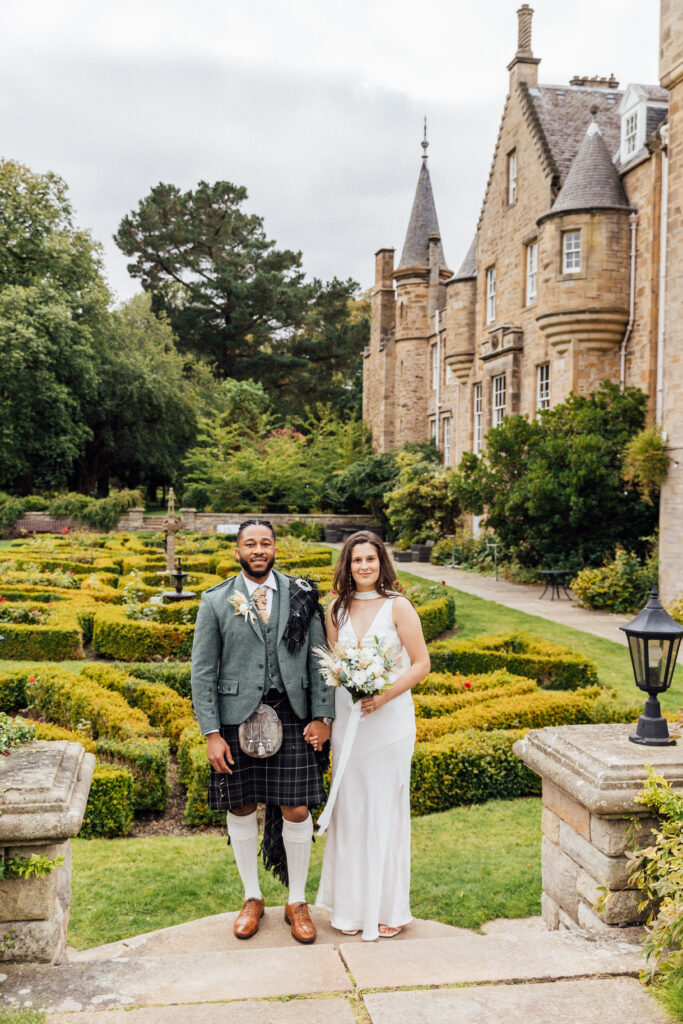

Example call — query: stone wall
[660,0,683,604]
[116,509,378,535]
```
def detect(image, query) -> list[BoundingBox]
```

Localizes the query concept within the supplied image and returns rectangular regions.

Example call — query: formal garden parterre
[0,531,642,837]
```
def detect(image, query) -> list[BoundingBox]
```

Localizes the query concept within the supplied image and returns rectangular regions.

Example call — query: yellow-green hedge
[413,677,538,719]
[414,668,535,696]
[415,595,455,643]
[27,666,152,740]
[184,743,224,826]
[410,729,539,814]
[428,631,598,690]
[415,685,640,742]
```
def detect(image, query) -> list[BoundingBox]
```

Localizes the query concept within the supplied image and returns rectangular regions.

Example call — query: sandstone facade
[363,4,681,602]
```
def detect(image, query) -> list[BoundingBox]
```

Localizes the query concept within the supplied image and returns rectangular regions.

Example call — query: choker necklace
[352,590,382,600]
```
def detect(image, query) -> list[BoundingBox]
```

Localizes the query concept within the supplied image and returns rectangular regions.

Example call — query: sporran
[238,702,283,758]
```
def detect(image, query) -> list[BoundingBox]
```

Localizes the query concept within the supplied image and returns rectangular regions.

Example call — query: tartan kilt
[208,689,326,811]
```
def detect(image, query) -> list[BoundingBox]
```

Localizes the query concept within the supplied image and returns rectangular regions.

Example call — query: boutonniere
[229,591,256,623]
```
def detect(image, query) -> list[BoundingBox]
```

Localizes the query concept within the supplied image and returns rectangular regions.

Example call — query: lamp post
[620,585,683,746]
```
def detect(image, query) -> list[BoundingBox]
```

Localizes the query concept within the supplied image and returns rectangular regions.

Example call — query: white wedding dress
[316,597,416,941]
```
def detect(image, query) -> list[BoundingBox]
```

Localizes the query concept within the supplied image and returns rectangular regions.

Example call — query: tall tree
[114,180,368,413]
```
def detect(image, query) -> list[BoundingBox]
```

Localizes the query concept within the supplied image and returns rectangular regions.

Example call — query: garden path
[0,910,671,1022]
[395,559,633,645]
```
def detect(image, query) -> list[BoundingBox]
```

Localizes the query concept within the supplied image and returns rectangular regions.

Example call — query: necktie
[252,586,269,623]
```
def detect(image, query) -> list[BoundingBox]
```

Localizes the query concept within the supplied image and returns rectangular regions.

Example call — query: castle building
[363,4,681,601]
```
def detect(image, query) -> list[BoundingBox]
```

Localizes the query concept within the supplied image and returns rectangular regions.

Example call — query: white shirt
[241,570,278,618]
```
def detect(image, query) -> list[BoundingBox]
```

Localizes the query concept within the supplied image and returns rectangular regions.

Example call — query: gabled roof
[550,121,630,214]
[449,235,477,281]
[526,84,623,182]
[398,160,448,269]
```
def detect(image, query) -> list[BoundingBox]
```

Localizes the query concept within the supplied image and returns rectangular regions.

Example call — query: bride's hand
[361,693,387,718]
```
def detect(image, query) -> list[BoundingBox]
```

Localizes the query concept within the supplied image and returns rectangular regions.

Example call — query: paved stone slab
[341,929,643,989]
[363,978,671,1024]
[46,998,356,1024]
[0,945,351,1012]
[69,909,465,962]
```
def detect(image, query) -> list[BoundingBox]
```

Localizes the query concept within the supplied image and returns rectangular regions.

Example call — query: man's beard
[238,554,275,580]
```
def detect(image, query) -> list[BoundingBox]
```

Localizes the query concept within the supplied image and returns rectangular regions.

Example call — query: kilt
[208,689,326,811]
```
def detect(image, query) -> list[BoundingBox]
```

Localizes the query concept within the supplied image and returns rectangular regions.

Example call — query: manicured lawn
[400,573,683,713]
[68,797,541,949]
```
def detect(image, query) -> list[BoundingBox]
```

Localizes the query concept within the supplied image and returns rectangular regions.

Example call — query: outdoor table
[538,569,572,601]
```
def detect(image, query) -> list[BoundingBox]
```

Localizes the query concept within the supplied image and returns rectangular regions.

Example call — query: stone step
[363,978,672,1024]
[68,907,466,962]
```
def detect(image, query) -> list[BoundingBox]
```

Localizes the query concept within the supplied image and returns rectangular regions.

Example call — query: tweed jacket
[190,570,334,734]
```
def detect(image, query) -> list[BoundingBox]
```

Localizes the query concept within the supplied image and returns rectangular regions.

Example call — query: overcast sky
[0,1,661,302]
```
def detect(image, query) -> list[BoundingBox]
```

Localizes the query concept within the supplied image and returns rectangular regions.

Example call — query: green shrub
[184,744,223,826]
[415,594,455,642]
[126,662,192,698]
[0,619,84,661]
[0,670,30,712]
[92,606,195,661]
[177,721,205,786]
[95,737,169,812]
[571,547,657,614]
[79,763,135,838]
[0,493,27,531]
[131,682,195,748]
[48,490,143,531]
[0,712,35,753]
[413,668,534,696]
[428,631,599,690]
[33,722,96,751]
[410,729,539,815]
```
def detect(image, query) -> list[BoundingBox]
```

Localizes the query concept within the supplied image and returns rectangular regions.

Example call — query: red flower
[464,681,472,689]
[441,580,446,585]
[29,676,35,683]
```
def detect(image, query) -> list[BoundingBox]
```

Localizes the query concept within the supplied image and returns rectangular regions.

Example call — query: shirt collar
[241,570,278,595]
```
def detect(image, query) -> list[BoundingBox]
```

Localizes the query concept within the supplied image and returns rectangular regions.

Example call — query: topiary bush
[79,763,135,838]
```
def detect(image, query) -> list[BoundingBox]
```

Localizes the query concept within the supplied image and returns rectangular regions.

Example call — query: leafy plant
[0,713,36,754]
[571,543,658,614]
[0,853,64,880]
[624,427,670,503]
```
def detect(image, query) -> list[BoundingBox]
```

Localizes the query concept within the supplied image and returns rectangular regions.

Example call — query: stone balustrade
[0,741,95,964]
[515,723,683,938]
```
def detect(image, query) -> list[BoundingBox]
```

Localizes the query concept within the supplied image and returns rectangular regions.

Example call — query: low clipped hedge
[126,662,192,699]
[132,682,195,749]
[184,742,223,826]
[79,763,135,838]
[410,729,539,814]
[413,677,537,719]
[415,684,640,742]
[0,612,84,661]
[27,666,152,740]
[428,631,598,690]
[416,595,455,643]
[414,668,534,696]
[92,606,195,661]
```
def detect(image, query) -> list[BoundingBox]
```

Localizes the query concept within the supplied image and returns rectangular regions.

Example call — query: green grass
[68,796,541,949]
[400,572,683,713]
[0,1012,45,1024]
[655,978,683,1022]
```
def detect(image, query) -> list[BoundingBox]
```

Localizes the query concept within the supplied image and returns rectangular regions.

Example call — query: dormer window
[624,111,638,157]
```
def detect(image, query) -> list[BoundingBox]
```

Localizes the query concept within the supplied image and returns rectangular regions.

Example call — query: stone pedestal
[514,724,683,938]
[179,507,197,530]
[0,741,95,964]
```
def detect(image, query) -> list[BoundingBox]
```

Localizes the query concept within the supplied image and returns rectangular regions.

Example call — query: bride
[314,530,430,941]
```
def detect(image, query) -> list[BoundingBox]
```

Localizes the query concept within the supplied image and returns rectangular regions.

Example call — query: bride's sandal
[378,924,403,937]
[341,928,360,935]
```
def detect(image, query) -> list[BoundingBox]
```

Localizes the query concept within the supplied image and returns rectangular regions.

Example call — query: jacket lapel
[276,571,290,646]
[234,574,264,643]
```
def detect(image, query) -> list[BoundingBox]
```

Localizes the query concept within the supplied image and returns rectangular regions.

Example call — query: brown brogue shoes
[234,897,265,939]
[284,901,316,944]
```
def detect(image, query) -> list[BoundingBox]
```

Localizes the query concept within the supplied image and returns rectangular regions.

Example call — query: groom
[191,519,333,943]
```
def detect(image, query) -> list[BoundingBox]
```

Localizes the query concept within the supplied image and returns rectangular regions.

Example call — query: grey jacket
[190,571,334,733]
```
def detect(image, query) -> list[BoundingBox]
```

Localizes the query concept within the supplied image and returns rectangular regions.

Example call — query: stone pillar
[179,507,197,531]
[0,741,95,964]
[514,724,683,938]
[118,507,144,531]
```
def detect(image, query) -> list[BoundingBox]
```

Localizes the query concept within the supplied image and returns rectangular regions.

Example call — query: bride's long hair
[331,531,398,629]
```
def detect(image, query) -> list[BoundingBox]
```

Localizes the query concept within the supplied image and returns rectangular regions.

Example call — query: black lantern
[620,585,683,746]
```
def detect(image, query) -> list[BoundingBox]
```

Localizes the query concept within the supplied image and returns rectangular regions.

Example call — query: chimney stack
[508,4,540,88]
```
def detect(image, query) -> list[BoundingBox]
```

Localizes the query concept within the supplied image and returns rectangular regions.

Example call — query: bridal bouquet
[314,637,399,703]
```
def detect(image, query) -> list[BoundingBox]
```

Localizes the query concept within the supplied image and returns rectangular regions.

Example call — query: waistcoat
[257,585,284,693]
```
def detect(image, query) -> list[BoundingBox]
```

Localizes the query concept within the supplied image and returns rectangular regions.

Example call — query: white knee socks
[227,810,261,901]
[282,813,313,905]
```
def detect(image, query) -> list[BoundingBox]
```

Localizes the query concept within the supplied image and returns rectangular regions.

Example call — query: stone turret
[445,236,477,382]
[536,120,633,372]
[392,129,452,443]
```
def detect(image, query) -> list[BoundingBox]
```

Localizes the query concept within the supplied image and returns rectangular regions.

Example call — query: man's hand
[207,732,234,773]
[303,720,331,751]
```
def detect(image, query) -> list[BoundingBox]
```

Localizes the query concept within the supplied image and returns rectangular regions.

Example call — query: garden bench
[12,517,70,537]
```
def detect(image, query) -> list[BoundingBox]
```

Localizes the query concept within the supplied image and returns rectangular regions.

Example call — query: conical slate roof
[450,234,477,281]
[550,121,630,214]
[398,160,448,269]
